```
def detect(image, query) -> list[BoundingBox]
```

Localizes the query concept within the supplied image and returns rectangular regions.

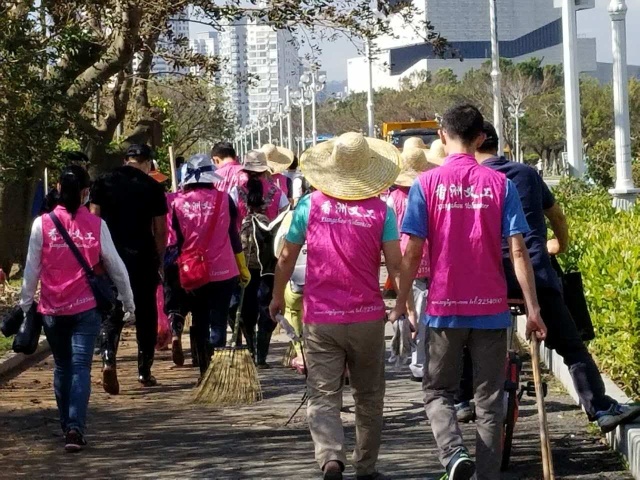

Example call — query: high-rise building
[190,31,220,79]
[347,0,597,93]
[218,19,249,126]
[139,11,191,77]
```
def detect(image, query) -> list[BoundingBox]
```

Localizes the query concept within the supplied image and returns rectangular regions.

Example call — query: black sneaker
[440,448,475,480]
[172,337,185,367]
[323,461,343,480]
[256,362,271,370]
[64,429,87,453]
[102,364,120,395]
[596,403,640,434]
[138,375,158,387]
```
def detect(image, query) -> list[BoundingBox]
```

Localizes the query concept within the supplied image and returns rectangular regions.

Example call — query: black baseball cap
[64,151,90,165]
[125,144,154,160]
[479,121,500,152]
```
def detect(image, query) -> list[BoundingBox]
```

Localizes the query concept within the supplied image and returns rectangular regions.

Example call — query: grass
[0,335,12,356]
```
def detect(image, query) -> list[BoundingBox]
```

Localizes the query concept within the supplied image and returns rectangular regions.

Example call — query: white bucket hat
[300,132,401,200]
[181,154,222,185]
[261,144,294,174]
[243,150,271,173]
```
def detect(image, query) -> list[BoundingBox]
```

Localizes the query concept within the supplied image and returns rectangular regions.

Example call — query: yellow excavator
[382,120,440,150]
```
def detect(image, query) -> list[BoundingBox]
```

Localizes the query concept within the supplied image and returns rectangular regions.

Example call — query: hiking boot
[455,401,475,423]
[172,336,185,367]
[256,362,271,370]
[64,429,87,453]
[102,364,120,395]
[357,473,391,480]
[138,375,158,387]
[439,448,475,480]
[322,461,343,480]
[596,403,640,434]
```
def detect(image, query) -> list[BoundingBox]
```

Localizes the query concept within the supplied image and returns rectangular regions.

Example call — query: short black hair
[441,104,485,146]
[478,121,500,154]
[211,142,236,160]
[125,144,153,162]
[175,156,186,170]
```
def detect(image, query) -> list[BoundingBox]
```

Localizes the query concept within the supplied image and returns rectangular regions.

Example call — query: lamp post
[265,113,273,144]
[608,0,639,209]
[291,90,312,151]
[366,38,375,137]
[277,101,284,147]
[285,86,293,150]
[509,103,526,163]
[489,0,505,154]
[562,0,585,177]
[300,70,327,146]
[257,118,263,146]
[251,123,256,149]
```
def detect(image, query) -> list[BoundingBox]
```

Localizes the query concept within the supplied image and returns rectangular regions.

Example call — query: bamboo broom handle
[530,336,555,480]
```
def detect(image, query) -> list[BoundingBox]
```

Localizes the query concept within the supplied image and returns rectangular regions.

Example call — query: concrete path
[0,321,632,480]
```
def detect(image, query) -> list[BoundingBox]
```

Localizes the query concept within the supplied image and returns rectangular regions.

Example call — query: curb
[0,336,50,380]
[515,316,640,480]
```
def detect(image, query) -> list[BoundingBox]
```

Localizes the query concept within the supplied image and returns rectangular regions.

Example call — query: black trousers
[457,288,614,420]
[163,263,190,336]
[101,264,159,378]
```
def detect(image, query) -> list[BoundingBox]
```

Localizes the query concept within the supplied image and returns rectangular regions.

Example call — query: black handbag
[12,305,43,354]
[49,212,115,315]
[1,305,26,337]
[551,257,596,342]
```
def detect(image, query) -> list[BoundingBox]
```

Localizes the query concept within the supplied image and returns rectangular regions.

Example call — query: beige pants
[304,320,386,476]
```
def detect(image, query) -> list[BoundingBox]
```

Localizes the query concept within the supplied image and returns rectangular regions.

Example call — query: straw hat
[181,154,222,185]
[403,137,429,150]
[300,132,401,201]
[243,150,271,173]
[426,139,447,166]
[261,144,294,174]
[395,147,433,187]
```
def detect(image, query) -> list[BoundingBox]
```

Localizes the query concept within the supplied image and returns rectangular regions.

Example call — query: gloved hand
[235,253,251,287]
[123,304,136,326]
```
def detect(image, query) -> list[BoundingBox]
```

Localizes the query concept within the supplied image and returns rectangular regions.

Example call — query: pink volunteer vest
[39,206,101,316]
[172,188,239,283]
[305,192,387,324]
[389,188,430,279]
[166,192,178,247]
[236,177,284,230]
[213,161,245,194]
[271,173,289,198]
[418,153,508,316]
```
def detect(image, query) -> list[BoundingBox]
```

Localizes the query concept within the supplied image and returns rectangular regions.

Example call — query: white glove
[123,308,136,327]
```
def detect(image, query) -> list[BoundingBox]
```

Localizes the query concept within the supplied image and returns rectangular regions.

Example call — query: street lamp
[299,70,327,146]
[608,0,639,209]
[285,86,293,150]
[489,0,505,155]
[265,112,273,145]
[291,89,312,151]
[277,101,285,147]
[251,122,257,149]
[508,104,526,163]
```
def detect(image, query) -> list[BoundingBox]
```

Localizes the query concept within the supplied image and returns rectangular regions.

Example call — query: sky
[191,0,640,83]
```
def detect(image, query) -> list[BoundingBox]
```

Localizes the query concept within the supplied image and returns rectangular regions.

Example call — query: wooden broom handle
[530,336,555,480]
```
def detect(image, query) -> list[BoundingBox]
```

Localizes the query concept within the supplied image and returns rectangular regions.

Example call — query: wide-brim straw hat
[426,139,447,166]
[395,147,434,187]
[261,144,294,174]
[403,137,429,150]
[243,150,271,173]
[181,154,223,185]
[300,132,401,200]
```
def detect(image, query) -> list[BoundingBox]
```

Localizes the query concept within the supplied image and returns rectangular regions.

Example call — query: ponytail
[246,173,265,211]
[58,165,90,216]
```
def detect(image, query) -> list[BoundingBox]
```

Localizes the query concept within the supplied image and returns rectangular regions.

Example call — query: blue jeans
[43,309,101,434]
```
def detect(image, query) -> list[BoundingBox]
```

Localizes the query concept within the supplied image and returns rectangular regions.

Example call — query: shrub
[554,178,640,398]
[585,139,615,188]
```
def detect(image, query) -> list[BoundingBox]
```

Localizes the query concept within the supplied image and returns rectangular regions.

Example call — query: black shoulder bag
[49,212,116,315]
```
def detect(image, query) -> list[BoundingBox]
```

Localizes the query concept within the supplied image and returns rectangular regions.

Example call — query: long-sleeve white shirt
[20,217,135,314]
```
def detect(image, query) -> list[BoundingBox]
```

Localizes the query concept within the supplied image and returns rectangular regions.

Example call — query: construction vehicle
[381,120,440,150]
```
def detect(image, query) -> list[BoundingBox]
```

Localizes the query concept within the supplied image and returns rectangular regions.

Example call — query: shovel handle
[530,336,555,480]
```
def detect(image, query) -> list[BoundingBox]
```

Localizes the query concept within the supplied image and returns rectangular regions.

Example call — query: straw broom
[194,287,262,406]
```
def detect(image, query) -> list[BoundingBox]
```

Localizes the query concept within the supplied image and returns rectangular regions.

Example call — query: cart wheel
[501,388,518,471]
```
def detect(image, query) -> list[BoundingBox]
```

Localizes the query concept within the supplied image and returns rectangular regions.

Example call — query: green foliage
[554,179,640,398]
[586,139,615,188]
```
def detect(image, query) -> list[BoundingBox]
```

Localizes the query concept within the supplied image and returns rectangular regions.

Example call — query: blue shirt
[483,157,561,293]
[286,193,400,245]
[402,175,530,329]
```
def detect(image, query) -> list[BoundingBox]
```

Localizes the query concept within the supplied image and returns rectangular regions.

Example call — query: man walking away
[212,142,245,193]
[474,121,640,434]
[391,105,547,480]
[270,132,404,480]
[91,144,168,391]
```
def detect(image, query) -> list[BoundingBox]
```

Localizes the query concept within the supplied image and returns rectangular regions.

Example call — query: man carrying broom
[270,132,405,480]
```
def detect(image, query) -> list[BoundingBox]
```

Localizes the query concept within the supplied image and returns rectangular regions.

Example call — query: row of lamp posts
[233,69,326,158]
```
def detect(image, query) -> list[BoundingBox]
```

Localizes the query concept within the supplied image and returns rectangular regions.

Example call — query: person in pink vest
[390,104,547,480]
[386,146,442,380]
[269,132,403,480]
[261,143,294,201]
[20,166,134,452]
[169,154,250,378]
[212,141,246,193]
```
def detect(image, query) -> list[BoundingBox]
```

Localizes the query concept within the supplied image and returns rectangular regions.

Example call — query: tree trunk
[0,176,38,274]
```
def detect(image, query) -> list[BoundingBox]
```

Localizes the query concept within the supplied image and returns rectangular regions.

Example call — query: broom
[194,287,263,406]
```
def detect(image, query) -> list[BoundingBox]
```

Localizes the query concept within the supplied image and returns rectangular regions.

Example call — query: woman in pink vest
[20,166,134,452]
[229,150,289,368]
[270,132,403,480]
[261,143,294,200]
[386,145,442,380]
[391,105,546,480]
[169,155,250,378]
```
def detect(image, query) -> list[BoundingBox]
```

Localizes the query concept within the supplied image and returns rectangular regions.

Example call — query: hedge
[554,179,640,399]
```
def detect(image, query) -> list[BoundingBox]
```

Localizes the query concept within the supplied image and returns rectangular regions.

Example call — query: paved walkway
[0,318,631,480]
